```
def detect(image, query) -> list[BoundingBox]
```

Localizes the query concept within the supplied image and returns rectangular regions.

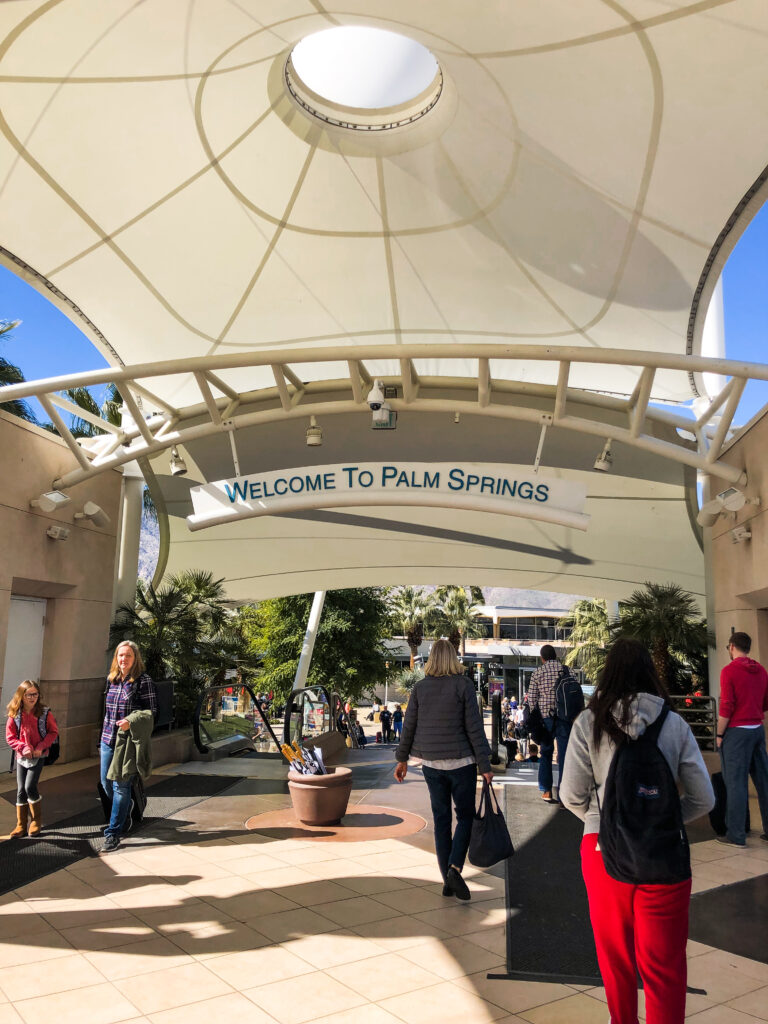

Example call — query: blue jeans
[100,741,134,838]
[538,716,572,795]
[721,725,768,845]
[422,763,477,880]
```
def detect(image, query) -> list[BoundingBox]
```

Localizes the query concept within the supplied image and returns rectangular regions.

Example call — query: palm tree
[613,582,712,691]
[561,598,610,684]
[437,587,484,656]
[0,319,36,422]
[168,569,228,634]
[110,577,199,682]
[110,574,259,724]
[389,587,434,668]
[64,383,157,522]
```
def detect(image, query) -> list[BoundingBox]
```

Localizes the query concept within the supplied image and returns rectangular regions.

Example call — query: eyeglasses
[725,643,733,651]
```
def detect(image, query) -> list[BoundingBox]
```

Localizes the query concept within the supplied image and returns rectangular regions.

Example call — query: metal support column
[113,470,144,615]
[293,590,326,691]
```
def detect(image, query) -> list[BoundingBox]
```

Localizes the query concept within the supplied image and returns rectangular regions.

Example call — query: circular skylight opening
[286,26,442,131]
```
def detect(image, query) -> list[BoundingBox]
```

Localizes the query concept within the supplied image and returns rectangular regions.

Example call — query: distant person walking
[379,706,392,743]
[394,639,493,901]
[717,631,768,847]
[6,681,59,838]
[392,704,403,741]
[560,638,714,1024]
[100,641,157,853]
[528,644,567,802]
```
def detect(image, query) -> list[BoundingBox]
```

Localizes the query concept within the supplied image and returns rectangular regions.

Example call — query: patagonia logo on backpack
[597,705,690,885]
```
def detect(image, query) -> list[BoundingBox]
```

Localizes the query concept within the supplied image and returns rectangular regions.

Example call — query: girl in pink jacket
[6,680,58,838]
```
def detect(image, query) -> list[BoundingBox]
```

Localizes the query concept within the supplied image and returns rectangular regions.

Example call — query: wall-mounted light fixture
[46,524,70,540]
[731,524,752,544]
[697,487,760,528]
[30,490,71,513]
[74,501,111,528]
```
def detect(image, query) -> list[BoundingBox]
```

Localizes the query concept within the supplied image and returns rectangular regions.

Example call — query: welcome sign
[187,462,589,531]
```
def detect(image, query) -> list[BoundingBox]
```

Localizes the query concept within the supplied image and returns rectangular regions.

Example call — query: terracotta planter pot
[287,766,353,826]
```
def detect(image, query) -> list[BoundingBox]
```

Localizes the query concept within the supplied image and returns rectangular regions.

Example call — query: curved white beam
[0,343,758,491]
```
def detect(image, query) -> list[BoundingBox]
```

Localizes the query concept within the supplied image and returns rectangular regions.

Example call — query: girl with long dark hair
[560,637,714,1024]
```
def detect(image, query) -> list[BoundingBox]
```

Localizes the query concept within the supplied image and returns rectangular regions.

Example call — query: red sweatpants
[580,834,691,1024]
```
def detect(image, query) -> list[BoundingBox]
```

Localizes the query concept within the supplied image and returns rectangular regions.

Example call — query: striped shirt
[528,659,562,719]
[101,673,157,747]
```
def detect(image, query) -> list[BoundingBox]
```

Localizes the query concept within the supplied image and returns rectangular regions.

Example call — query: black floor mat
[690,872,768,964]
[0,774,239,896]
[491,783,601,985]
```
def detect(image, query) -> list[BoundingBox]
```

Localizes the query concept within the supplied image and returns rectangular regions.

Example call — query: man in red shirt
[716,631,768,847]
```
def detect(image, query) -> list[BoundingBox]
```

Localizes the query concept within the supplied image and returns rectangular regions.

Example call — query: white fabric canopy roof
[0,1,765,600]
[0,1,766,406]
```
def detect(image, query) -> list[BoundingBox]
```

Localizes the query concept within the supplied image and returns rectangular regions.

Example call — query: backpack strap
[643,704,670,745]
[38,709,49,739]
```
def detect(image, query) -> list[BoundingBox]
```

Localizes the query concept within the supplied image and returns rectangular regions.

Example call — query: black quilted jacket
[395,673,491,773]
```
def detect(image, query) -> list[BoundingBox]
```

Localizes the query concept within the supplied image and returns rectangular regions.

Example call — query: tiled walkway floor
[1,757,768,1023]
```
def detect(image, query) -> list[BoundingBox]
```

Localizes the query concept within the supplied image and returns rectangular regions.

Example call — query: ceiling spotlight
[30,490,71,513]
[169,446,187,476]
[306,415,323,447]
[74,501,111,529]
[593,439,613,472]
[46,525,70,541]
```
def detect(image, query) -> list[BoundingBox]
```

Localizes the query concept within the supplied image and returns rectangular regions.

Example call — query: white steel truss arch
[2,344,762,493]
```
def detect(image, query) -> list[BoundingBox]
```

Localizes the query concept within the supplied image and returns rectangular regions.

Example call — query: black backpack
[597,705,691,885]
[555,667,585,722]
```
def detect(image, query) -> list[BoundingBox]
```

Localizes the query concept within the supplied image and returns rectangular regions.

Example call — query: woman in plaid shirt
[100,641,157,852]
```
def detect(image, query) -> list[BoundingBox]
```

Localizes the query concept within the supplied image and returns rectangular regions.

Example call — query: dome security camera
[367,380,385,410]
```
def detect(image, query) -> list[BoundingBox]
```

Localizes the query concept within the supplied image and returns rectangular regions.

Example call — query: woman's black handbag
[468,778,514,868]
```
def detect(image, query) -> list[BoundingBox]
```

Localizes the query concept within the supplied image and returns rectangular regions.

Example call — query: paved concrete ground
[1,725,767,1023]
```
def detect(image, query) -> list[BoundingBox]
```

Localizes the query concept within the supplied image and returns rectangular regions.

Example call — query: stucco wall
[0,410,122,761]
[709,406,768,695]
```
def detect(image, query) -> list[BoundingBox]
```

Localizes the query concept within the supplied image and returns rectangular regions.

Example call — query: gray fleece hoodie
[559,693,715,836]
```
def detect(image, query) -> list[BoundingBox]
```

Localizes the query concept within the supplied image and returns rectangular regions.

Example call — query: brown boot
[28,799,42,837]
[9,804,28,838]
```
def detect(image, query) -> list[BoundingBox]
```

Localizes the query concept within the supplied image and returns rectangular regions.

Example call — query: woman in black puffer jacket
[394,639,492,901]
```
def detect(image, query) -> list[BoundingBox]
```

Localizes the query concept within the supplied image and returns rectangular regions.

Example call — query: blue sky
[2,205,768,425]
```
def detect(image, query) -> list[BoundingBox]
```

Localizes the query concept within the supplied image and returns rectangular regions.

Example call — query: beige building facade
[0,410,122,762]
[710,406,768,694]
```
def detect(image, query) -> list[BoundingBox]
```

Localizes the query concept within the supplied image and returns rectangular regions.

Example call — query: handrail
[193,679,284,760]
[669,694,717,751]
[283,684,337,746]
